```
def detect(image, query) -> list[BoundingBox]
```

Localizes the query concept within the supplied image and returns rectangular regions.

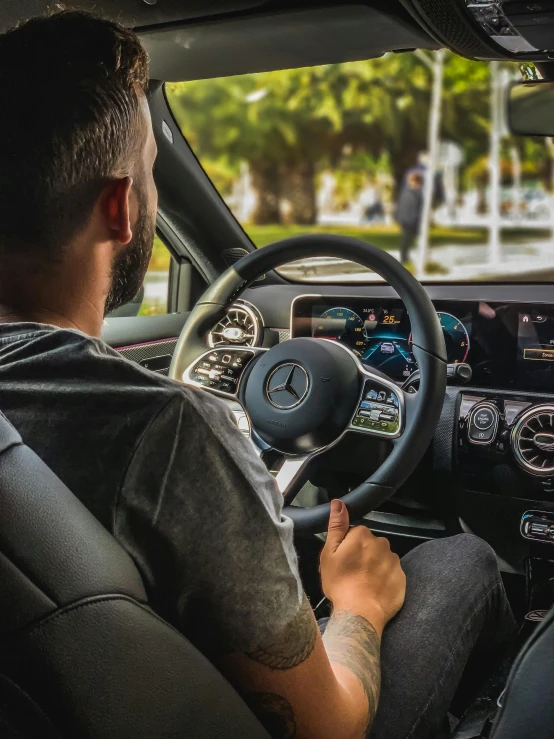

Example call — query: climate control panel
[457,393,554,500]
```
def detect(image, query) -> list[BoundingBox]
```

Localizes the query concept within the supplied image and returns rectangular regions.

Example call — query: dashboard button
[474,408,495,430]
[468,404,499,445]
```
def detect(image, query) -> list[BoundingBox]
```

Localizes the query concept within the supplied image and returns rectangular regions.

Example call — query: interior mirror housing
[509,81,554,137]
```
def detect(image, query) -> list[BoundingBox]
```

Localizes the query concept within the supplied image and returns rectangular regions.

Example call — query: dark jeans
[400,227,418,265]
[322,534,515,739]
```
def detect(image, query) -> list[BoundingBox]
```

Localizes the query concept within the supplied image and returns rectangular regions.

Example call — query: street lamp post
[488,62,503,266]
[414,49,445,278]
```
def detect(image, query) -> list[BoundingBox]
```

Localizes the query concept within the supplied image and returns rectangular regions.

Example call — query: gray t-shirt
[0,322,304,656]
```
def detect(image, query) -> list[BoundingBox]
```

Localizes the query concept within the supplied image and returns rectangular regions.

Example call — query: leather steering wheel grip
[169,234,447,533]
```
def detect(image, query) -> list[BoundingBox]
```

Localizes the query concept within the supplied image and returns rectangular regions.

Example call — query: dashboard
[200,283,554,571]
[291,295,554,392]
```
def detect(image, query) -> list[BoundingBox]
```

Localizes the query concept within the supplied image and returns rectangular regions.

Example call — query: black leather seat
[0,413,269,738]
[490,607,554,739]
[3,406,552,739]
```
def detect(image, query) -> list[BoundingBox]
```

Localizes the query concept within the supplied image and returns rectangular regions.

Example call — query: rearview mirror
[509,81,554,137]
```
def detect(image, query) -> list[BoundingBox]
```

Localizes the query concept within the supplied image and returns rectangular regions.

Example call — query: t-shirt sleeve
[115,387,305,657]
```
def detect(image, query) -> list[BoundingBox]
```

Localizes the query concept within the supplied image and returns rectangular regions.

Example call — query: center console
[458,393,554,501]
[289,293,554,566]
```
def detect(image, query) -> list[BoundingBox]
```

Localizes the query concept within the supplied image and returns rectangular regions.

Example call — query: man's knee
[401,534,501,594]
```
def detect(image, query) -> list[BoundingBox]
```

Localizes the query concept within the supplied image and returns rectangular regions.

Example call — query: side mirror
[508,80,554,137]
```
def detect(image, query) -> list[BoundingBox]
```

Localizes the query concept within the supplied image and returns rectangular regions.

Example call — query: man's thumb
[326,499,350,551]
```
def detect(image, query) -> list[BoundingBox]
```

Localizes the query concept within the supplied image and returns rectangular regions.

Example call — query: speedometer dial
[437,312,470,364]
[313,307,367,354]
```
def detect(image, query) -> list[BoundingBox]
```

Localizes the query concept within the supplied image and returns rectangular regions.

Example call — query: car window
[165,53,550,283]
[140,235,171,316]
[109,234,172,318]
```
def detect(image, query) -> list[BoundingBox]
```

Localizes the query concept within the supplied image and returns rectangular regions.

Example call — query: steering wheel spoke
[275,456,311,499]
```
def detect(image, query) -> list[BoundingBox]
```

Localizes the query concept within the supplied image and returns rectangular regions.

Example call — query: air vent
[512,405,554,477]
[208,302,261,348]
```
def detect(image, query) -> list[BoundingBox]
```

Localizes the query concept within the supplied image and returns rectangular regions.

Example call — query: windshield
[165,52,553,283]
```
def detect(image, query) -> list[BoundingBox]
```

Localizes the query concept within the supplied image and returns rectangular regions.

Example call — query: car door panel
[102,313,190,376]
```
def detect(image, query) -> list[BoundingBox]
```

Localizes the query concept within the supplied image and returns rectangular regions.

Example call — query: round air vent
[208,302,261,348]
[512,405,554,477]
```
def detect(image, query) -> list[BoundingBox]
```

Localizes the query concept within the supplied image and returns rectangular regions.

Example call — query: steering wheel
[169,234,446,534]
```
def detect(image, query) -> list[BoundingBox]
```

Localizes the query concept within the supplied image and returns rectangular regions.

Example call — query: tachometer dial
[313,307,367,354]
[437,312,470,364]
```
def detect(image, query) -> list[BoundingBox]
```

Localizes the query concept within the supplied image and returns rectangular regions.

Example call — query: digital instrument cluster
[291,296,470,382]
[291,296,554,391]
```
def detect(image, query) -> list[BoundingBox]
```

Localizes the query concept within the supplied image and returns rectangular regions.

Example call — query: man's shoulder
[82,330,220,419]
[0,321,216,424]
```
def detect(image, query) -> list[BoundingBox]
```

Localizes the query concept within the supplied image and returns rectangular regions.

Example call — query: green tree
[168,67,348,224]
[166,53,523,226]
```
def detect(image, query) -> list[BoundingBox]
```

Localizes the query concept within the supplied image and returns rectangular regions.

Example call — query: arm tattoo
[322,610,381,732]
[245,595,317,669]
[246,692,297,739]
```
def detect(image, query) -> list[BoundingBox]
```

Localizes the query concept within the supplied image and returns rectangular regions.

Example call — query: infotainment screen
[517,310,554,390]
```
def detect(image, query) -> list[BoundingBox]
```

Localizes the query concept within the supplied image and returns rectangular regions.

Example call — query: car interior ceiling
[5,1,554,738]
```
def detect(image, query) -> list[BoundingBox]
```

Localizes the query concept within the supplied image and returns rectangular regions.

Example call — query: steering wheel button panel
[185,347,258,398]
[350,380,402,436]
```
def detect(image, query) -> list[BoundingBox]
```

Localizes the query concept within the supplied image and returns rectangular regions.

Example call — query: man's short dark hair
[0,11,149,260]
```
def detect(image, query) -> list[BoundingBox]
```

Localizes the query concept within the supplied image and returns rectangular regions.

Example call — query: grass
[244,223,552,250]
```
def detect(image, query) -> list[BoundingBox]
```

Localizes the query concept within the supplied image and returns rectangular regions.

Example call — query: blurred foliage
[149,235,172,271]
[166,52,550,228]
[138,236,171,316]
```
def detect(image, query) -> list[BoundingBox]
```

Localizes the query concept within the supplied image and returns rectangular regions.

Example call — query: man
[395,171,424,265]
[0,11,514,739]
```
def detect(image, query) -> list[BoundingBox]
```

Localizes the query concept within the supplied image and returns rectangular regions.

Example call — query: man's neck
[0,305,102,336]
[0,244,108,337]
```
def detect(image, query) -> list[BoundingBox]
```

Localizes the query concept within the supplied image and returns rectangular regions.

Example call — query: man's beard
[105,195,155,316]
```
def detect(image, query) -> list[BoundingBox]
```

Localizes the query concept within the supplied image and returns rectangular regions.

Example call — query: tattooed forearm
[246,692,297,739]
[322,610,381,732]
[246,595,317,669]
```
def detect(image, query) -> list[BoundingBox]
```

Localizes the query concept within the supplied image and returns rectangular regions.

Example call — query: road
[276,236,554,282]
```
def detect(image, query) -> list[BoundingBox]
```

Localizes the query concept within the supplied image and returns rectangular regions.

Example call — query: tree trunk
[279,160,317,225]
[250,160,281,225]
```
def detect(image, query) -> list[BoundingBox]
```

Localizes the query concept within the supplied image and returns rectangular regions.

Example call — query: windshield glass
[166,53,552,283]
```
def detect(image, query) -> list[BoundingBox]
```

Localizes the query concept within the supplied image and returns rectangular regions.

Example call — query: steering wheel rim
[170,234,447,534]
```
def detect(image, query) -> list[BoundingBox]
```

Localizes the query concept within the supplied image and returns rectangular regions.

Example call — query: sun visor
[141,4,439,82]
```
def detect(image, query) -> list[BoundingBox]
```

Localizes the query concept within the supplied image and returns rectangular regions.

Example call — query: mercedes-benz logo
[266,363,309,410]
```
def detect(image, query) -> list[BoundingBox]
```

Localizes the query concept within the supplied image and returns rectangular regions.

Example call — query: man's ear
[105,177,133,245]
